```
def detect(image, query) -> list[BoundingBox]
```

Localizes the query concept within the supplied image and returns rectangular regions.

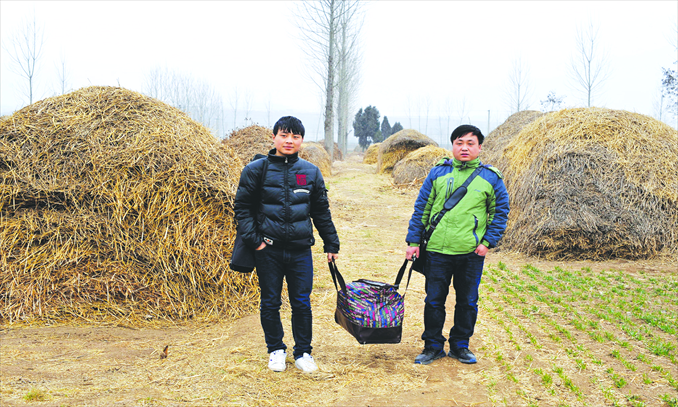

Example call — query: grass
[480,258,678,405]
[23,388,47,401]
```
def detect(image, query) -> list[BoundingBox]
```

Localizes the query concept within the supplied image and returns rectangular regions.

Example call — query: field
[1,154,676,407]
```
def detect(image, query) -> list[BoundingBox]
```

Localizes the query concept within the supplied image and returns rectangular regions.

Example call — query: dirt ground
[1,153,676,407]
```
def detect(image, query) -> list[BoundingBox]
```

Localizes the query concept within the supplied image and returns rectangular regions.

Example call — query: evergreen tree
[373,130,383,143]
[391,121,404,134]
[353,108,367,148]
[381,116,392,141]
[353,105,381,148]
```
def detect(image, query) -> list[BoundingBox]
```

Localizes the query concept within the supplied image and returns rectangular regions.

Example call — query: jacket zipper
[284,156,289,243]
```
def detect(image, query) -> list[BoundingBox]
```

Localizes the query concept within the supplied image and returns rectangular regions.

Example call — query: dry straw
[392,145,451,186]
[377,129,438,174]
[223,124,273,166]
[482,110,544,170]
[0,86,260,324]
[497,107,678,260]
[299,142,332,177]
[362,143,380,164]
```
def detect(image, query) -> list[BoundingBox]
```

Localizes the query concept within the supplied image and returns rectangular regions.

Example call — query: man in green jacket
[405,124,510,365]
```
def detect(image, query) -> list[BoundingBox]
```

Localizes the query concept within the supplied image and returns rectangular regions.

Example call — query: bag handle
[328,260,347,293]
[329,259,415,298]
[394,258,415,298]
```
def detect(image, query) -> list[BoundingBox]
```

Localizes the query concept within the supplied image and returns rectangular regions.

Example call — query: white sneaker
[268,349,287,372]
[294,353,318,373]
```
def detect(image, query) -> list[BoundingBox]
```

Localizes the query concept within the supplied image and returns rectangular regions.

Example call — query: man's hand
[406,246,420,260]
[474,244,488,256]
[327,253,339,262]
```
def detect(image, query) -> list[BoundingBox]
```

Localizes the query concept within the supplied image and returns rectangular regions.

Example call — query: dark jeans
[422,251,485,352]
[254,245,314,359]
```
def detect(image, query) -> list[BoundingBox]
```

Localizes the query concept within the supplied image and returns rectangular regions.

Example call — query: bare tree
[229,88,239,129]
[540,91,566,112]
[143,67,224,135]
[569,21,610,107]
[297,0,362,159]
[335,1,364,155]
[457,97,470,125]
[504,57,533,113]
[265,95,272,128]
[54,52,69,95]
[243,90,254,127]
[652,86,665,122]
[659,23,678,127]
[5,12,44,105]
[423,96,431,135]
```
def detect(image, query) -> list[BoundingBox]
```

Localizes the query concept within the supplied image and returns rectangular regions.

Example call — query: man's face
[273,129,303,156]
[452,132,482,162]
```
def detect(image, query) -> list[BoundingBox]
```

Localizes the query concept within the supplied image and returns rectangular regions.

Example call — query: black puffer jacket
[234,149,340,253]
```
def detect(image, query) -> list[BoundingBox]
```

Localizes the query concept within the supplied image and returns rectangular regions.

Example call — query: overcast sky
[1,1,676,142]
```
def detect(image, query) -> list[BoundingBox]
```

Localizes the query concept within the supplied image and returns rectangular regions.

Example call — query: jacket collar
[447,157,480,170]
[267,148,300,164]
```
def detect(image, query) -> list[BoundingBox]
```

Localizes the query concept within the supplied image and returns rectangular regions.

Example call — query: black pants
[255,245,314,359]
[422,251,485,352]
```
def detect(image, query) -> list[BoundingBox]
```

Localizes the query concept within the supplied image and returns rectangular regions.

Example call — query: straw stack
[499,107,678,260]
[482,110,544,170]
[392,145,451,185]
[0,86,259,323]
[377,130,438,174]
[363,143,380,164]
[224,125,274,166]
[299,142,332,177]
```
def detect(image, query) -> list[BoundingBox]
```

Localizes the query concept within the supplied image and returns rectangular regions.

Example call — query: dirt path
[1,154,676,407]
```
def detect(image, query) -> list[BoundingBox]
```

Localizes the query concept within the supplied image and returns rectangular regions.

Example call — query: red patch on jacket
[296,174,307,186]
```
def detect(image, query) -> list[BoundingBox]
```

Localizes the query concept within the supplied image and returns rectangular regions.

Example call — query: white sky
[1,1,676,142]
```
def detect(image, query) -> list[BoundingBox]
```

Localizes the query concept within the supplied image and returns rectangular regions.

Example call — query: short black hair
[273,116,305,137]
[450,124,484,145]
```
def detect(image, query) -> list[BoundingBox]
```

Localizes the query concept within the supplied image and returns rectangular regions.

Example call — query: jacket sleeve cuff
[481,239,492,248]
[408,242,420,247]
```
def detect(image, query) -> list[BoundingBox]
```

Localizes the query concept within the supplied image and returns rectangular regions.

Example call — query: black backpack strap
[428,165,485,232]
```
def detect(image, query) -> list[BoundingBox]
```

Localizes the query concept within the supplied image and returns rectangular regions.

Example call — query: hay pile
[499,107,678,260]
[224,125,273,165]
[392,145,451,185]
[363,143,380,164]
[377,129,438,174]
[299,142,332,177]
[321,141,343,162]
[0,86,259,323]
[482,110,545,169]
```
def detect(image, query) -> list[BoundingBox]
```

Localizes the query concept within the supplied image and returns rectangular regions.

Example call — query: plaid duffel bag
[329,260,414,344]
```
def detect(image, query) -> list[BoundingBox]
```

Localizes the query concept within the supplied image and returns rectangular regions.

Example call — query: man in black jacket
[234,116,340,373]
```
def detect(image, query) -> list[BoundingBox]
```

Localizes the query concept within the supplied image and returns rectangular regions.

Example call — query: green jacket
[406,157,510,255]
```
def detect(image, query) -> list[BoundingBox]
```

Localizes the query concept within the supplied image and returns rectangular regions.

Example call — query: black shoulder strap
[259,158,269,187]
[428,165,485,232]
